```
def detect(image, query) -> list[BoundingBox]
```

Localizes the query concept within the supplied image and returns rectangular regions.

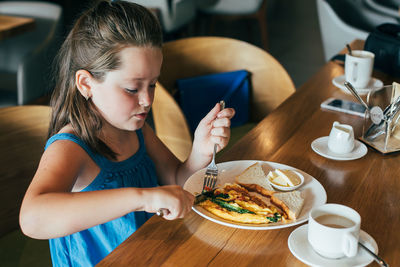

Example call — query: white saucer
[311,137,367,161]
[288,224,378,267]
[332,75,383,95]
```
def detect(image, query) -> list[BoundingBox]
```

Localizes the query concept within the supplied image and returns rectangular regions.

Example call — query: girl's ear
[75,70,94,100]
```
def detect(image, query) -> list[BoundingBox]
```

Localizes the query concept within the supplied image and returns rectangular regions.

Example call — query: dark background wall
[1,0,326,88]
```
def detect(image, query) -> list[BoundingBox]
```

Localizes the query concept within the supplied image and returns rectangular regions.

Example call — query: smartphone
[320,98,367,117]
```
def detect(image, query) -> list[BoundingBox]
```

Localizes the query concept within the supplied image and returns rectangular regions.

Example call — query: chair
[153,36,295,160]
[0,105,52,266]
[0,1,63,107]
[317,0,398,61]
[364,0,400,20]
[126,0,196,34]
[375,0,400,8]
[152,83,192,161]
[197,0,268,51]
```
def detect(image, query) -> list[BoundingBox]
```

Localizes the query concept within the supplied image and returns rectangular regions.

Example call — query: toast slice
[271,191,304,220]
[235,162,275,196]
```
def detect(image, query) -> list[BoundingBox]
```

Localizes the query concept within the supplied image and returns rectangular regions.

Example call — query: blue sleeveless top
[46,130,158,267]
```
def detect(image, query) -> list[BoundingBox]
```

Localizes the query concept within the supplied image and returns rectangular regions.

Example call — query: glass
[361,84,400,154]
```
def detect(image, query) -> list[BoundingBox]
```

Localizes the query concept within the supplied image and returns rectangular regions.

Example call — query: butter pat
[267,169,301,187]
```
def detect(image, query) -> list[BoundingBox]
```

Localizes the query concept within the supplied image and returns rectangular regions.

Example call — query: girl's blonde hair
[49,0,162,159]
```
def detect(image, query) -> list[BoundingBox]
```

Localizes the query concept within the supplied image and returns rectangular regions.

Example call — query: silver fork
[202,143,218,193]
[202,100,225,193]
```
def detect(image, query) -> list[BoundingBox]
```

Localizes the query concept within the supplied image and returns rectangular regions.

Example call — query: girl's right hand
[143,185,194,220]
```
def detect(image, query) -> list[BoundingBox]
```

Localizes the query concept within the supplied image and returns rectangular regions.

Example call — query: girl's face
[90,46,163,132]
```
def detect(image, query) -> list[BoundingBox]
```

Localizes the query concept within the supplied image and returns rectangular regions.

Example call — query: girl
[19,1,234,266]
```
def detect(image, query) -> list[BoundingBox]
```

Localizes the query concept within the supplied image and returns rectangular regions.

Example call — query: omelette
[197,183,286,224]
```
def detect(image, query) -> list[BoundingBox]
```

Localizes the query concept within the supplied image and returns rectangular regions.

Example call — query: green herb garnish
[212,199,255,214]
[266,212,282,222]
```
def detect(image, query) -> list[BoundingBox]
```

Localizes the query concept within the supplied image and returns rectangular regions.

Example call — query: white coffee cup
[308,204,361,259]
[327,121,355,154]
[345,50,375,89]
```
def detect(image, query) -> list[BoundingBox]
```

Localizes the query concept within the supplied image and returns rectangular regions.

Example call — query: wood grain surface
[98,40,400,266]
[0,15,35,41]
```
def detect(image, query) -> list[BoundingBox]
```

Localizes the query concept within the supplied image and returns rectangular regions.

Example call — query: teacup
[345,50,375,89]
[308,204,361,259]
[327,121,355,154]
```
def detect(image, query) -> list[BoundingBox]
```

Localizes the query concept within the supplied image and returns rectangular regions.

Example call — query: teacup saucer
[288,224,378,267]
[332,75,383,95]
[311,136,367,161]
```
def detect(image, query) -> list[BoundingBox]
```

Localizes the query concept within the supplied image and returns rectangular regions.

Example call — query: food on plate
[196,162,306,225]
[235,162,275,196]
[197,183,285,224]
[267,169,302,187]
[271,191,304,220]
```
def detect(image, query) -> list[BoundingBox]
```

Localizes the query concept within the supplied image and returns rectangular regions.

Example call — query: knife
[194,192,209,205]
[195,187,218,204]
[156,208,168,217]
[156,189,215,216]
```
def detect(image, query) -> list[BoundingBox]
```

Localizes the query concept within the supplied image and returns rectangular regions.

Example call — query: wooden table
[0,15,35,41]
[98,40,400,266]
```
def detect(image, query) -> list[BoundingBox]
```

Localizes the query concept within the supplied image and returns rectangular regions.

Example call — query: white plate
[311,137,368,161]
[288,224,378,267]
[183,160,327,230]
[332,75,383,95]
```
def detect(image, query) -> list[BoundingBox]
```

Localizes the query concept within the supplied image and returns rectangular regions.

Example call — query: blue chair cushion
[175,70,250,133]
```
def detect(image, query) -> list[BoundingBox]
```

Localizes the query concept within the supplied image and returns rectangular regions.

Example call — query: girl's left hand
[192,102,235,158]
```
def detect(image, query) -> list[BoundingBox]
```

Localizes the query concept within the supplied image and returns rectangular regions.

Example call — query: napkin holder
[361,84,400,154]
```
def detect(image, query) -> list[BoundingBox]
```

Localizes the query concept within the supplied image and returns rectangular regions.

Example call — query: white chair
[0,1,63,106]
[376,0,400,8]
[198,0,263,15]
[316,0,397,61]
[364,0,400,20]
[126,0,196,34]
[197,0,268,50]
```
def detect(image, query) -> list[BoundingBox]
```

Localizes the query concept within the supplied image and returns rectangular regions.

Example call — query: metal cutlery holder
[361,84,400,154]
